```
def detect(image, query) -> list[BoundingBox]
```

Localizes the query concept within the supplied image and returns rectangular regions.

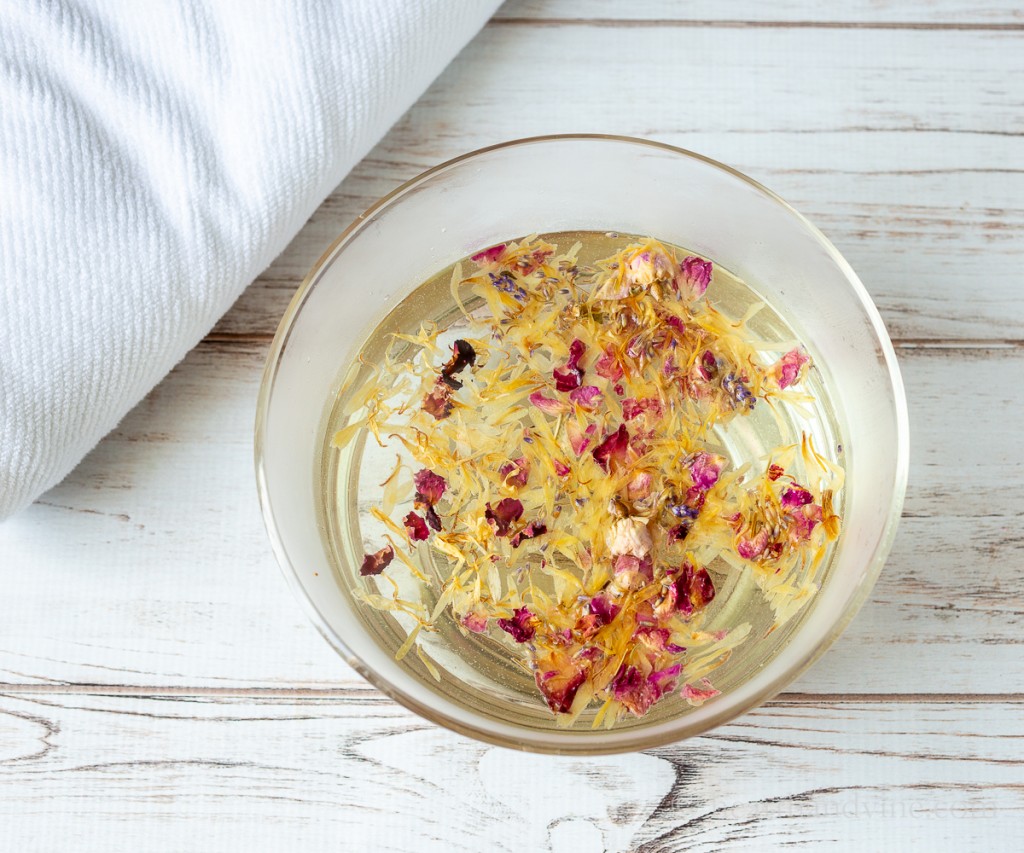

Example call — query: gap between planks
[492,17,1024,32]
[0,684,1021,703]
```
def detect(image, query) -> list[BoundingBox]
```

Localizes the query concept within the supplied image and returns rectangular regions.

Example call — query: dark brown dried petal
[440,339,477,389]
[360,544,395,576]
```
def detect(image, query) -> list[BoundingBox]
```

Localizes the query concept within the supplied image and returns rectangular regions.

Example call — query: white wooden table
[2,2,1022,849]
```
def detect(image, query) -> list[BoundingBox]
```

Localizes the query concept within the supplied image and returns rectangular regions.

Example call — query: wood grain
[0,692,1019,851]
[1,343,1021,692]
[211,21,1024,344]
[494,1,1024,25]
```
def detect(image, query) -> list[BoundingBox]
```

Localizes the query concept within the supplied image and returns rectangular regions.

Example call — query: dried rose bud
[773,347,810,389]
[413,469,447,506]
[606,517,653,559]
[676,256,712,298]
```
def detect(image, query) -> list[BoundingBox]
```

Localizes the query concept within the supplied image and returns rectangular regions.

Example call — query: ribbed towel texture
[0,0,499,520]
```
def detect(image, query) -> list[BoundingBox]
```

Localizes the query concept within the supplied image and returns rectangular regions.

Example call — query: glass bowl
[255,135,909,754]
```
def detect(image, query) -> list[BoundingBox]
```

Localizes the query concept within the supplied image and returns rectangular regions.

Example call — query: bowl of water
[255,135,909,753]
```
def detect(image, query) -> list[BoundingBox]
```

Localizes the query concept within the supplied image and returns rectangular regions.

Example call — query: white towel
[0,0,500,520]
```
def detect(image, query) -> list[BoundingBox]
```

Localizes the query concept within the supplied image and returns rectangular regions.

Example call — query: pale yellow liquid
[319,232,844,732]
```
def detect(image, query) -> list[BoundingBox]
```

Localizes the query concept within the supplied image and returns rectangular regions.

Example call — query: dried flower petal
[510,521,547,548]
[423,506,442,532]
[682,677,720,706]
[788,504,823,543]
[461,611,489,633]
[498,606,536,643]
[569,385,602,408]
[440,339,476,389]
[592,424,630,472]
[699,350,718,380]
[737,529,770,560]
[781,486,814,508]
[471,243,506,266]
[485,498,524,537]
[595,346,624,380]
[611,665,662,717]
[499,457,530,488]
[767,463,786,481]
[649,662,681,693]
[422,379,453,419]
[536,651,586,713]
[613,553,654,590]
[689,452,725,490]
[635,626,670,650]
[553,339,587,391]
[622,397,663,421]
[360,544,394,576]
[566,420,596,456]
[403,512,430,541]
[589,594,620,626]
[674,561,716,616]
[529,391,569,415]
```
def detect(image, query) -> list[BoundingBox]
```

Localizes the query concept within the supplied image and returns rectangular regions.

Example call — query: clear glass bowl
[255,135,909,754]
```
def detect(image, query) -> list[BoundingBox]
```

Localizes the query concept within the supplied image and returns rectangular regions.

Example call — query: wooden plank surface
[0,692,1020,851]
[3,1,1023,849]
[213,20,1024,344]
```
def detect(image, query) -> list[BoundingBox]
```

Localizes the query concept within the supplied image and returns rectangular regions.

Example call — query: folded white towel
[0,0,499,520]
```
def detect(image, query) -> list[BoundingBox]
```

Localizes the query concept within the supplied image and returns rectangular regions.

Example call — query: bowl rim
[254,133,911,754]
